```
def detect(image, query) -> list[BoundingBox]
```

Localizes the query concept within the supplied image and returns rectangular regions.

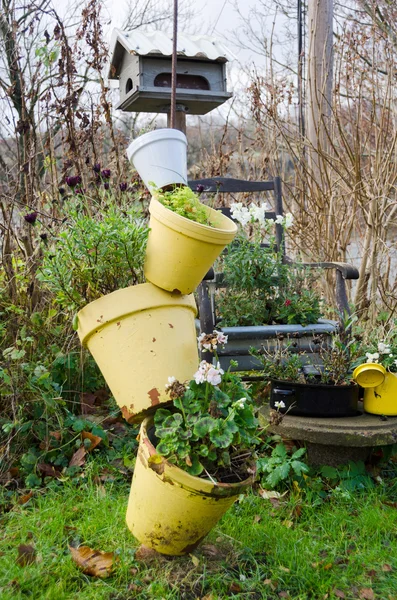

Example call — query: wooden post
[167,108,186,134]
[306,0,333,179]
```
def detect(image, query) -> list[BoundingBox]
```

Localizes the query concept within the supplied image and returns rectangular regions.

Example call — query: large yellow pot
[144,197,237,295]
[77,284,198,423]
[363,372,397,416]
[126,417,254,556]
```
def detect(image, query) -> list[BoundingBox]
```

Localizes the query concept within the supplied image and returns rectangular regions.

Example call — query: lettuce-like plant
[154,185,212,226]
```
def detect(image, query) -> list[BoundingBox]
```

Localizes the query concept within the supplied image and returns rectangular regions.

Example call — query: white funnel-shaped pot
[127,129,188,191]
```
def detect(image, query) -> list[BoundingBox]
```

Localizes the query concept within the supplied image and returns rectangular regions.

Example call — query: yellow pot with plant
[144,187,237,295]
[126,333,258,555]
[77,283,198,423]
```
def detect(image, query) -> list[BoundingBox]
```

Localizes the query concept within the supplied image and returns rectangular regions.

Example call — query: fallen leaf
[135,545,160,561]
[201,544,221,558]
[37,463,62,478]
[293,505,302,519]
[229,582,242,593]
[69,545,113,578]
[128,583,143,592]
[69,447,86,468]
[82,431,102,451]
[359,589,375,600]
[279,566,290,573]
[200,595,214,600]
[16,544,36,566]
[18,491,33,505]
[323,563,333,570]
[382,564,393,572]
[253,514,262,524]
[282,519,294,528]
[49,431,62,441]
[190,553,200,567]
[311,562,319,568]
[259,489,286,500]
[367,569,377,578]
[334,590,345,599]
[279,592,290,598]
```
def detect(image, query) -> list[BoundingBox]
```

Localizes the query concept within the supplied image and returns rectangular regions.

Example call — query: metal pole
[170,0,178,129]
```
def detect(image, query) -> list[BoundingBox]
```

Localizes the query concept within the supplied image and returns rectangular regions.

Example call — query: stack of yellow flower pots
[76,129,246,555]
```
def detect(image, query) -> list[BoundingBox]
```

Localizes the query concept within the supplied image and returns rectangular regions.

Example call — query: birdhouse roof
[108,28,236,78]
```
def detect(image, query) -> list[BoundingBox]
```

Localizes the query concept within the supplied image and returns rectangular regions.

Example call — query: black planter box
[270,379,359,418]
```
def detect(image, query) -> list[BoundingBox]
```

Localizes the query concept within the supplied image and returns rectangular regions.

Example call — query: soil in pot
[270,379,360,418]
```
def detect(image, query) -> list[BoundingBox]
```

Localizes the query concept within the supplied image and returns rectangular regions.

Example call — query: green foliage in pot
[217,205,322,326]
[39,203,149,311]
[153,185,213,226]
[153,331,259,482]
[254,331,360,386]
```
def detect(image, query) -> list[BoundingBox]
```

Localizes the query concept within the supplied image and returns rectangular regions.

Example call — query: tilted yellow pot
[144,197,237,295]
[126,417,255,556]
[77,284,198,423]
[363,372,397,416]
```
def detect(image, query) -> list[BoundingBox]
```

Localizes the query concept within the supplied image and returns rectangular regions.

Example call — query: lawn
[1,469,397,599]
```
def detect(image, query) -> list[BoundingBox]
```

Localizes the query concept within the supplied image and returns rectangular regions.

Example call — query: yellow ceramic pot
[126,417,255,556]
[77,284,198,423]
[144,197,237,295]
[363,372,397,416]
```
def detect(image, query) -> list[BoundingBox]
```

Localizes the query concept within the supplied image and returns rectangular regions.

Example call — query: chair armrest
[287,260,359,280]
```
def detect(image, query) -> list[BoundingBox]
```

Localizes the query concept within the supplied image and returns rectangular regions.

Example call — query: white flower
[274,400,286,409]
[249,202,269,224]
[230,202,251,226]
[390,354,393,358]
[216,331,228,346]
[234,397,246,409]
[165,376,176,389]
[193,360,223,386]
[378,342,391,354]
[275,214,284,225]
[274,213,294,228]
[394,359,397,367]
[366,352,380,363]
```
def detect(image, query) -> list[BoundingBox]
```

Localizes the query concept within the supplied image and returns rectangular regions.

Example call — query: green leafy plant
[153,185,213,225]
[257,442,309,489]
[153,331,260,481]
[39,202,149,311]
[355,333,397,373]
[217,206,323,327]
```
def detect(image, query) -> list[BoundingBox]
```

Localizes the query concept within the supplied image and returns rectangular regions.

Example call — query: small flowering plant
[153,332,259,482]
[217,202,322,327]
[359,339,397,373]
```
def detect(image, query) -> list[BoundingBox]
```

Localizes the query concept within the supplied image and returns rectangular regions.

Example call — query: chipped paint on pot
[126,417,255,555]
[364,372,397,416]
[144,197,237,295]
[77,284,198,423]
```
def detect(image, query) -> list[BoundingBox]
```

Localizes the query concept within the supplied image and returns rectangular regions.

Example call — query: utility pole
[306,0,333,181]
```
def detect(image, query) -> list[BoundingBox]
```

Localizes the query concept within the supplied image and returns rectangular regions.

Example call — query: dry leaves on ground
[82,431,102,451]
[69,545,113,578]
[68,447,87,468]
[16,544,36,566]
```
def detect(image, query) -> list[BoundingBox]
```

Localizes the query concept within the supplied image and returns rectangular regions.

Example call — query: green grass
[1,477,397,599]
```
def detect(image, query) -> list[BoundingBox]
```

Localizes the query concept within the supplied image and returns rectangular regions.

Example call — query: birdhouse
[108,29,234,115]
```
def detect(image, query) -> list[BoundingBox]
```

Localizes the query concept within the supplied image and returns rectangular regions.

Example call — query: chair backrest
[187,176,285,257]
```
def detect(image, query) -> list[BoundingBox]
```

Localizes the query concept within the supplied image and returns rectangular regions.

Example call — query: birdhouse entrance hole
[154,73,210,90]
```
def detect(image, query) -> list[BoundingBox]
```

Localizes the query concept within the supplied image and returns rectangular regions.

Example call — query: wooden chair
[188,176,359,372]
